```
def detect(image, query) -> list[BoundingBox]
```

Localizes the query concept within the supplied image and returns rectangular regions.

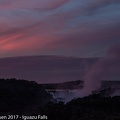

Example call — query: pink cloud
[0,0,119,57]
[0,0,69,10]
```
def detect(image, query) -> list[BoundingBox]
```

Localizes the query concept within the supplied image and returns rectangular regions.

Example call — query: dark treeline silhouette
[42,80,84,90]
[0,78,52,115]
[0,78,120,120]
[41,93,120,120]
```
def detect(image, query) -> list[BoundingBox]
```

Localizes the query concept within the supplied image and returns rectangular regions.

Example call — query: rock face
[42,80,84,103]
[43,80,120,102]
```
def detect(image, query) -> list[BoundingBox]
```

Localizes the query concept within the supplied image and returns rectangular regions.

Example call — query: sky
[0,0,120,58]
[0,56,98,83]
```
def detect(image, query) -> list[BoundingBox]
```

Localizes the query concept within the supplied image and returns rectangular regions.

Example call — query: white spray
[81,45,120,96]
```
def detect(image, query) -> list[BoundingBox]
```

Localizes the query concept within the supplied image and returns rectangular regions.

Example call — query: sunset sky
[0,0,120,58]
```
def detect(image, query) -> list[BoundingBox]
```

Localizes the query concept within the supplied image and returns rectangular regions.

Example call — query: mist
[52,45,120,102]
[79,45,120,95]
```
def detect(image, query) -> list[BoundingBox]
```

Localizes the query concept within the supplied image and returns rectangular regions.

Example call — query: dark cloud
[0,56,98,83]
[85,0,120,13]
[51,23,120,49]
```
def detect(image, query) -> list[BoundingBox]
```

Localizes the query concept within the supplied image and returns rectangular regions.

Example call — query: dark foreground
[0,78,120,120]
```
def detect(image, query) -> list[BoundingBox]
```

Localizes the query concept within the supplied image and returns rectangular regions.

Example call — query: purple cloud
[0,0,120,57]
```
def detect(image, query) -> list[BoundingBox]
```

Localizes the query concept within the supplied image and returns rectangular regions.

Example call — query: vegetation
[0,78,120,120]
[0,78,52,115]
[41,93,120,120]
[42,80,84,90]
